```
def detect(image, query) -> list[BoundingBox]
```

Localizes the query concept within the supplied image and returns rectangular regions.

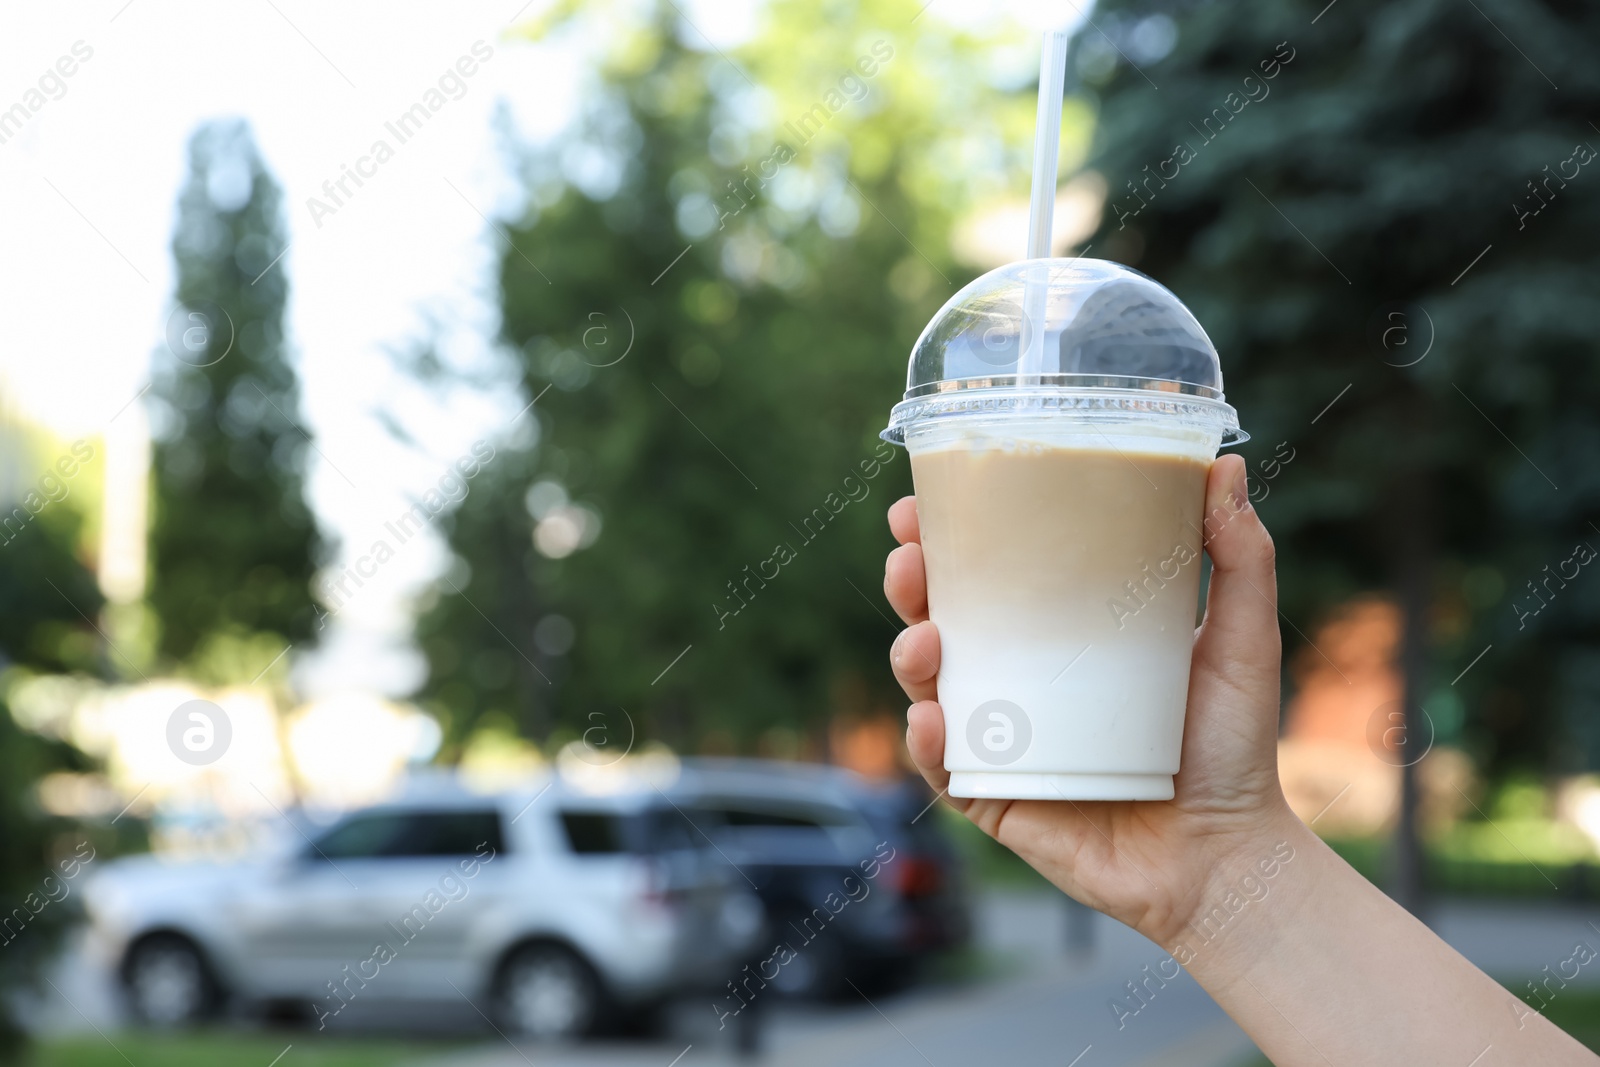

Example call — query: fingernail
[1231,460,1250,510]
[892,633,905,667]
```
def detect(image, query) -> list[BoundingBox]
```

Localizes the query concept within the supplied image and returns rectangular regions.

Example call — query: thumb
[1198,454,1281,665]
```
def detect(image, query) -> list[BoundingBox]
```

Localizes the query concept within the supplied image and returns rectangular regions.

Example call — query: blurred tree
[414,0,1044,751]
[0,706,91,1065]
[0,505,103,679]
[147,121,322,669]
[0,449,104,1063]
[1080,0,1600,907]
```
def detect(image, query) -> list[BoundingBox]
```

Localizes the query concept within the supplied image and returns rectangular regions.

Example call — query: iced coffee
[884,258,1245,799]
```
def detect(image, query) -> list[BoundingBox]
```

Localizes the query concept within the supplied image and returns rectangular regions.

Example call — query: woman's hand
[883,453,1297,947]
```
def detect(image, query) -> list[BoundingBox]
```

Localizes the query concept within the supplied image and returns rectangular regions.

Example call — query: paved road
[395,893,1256,1067]
[401,895,1600,1067]
[38,892,1600,1067]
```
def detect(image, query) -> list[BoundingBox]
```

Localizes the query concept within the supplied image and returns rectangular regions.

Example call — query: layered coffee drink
[907,425,1213,799]
[884,257,1244,799]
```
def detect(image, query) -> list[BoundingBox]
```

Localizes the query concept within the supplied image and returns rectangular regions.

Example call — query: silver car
[82,776,761,1039]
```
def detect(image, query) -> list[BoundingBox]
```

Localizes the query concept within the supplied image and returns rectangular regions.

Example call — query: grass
[29,1032,459,1067]
[946,797,1598,902]
[1322,836,1600,901]
[1539,989,1600,1050]
[921,942,1010,986]
[1231,987,1600,1065]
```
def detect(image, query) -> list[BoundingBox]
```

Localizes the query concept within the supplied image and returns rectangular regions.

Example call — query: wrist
[1139,803,1312,956]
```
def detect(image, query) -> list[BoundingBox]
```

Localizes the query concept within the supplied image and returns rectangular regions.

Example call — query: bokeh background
[3,0,1599,1064]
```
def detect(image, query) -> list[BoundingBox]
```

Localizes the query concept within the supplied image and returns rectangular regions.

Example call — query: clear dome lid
[883,258,1245,445]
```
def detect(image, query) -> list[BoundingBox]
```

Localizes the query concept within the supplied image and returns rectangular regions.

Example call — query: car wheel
[122,934,221,1027]
[765,921,842,1000]
[495,943,602,1040]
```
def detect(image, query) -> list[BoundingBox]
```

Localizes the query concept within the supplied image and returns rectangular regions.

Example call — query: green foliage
[0,710,90,1065]
[1242,987,1600,1062]
[417,0,1600,774]
[147,120,321,669]
[416,0,1025,748]
[0,505,102,677]
[0,456,104,1064]
[1081,0,1600,773]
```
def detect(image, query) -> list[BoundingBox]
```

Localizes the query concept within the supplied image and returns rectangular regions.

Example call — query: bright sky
[0,0,1073,702]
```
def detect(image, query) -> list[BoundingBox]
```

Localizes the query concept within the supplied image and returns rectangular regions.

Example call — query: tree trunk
[1389,435,1432,919]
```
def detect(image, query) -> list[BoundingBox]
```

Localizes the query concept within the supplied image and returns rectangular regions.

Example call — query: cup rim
[883,378,1246,448]
[902,372,1226,402]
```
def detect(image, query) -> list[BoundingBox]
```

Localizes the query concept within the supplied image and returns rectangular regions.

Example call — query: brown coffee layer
[912,444,1211,649]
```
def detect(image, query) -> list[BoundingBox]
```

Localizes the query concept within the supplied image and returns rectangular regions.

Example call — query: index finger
[888,495,921,545]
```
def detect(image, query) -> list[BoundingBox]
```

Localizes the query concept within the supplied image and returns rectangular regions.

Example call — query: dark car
[665,759,971,1000]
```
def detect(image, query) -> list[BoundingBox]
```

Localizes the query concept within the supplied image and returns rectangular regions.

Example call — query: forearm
[1172,812,1595,1066]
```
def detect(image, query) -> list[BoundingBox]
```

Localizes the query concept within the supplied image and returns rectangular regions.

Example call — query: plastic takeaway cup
[882,258,1247,801]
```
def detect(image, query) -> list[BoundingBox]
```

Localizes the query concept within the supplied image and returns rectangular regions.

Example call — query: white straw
[1020,29,1070,375]
[1025,29,1070,260]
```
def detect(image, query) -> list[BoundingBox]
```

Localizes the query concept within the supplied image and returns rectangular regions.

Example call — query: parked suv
[666,759,971,999]
[83,775,761,1038]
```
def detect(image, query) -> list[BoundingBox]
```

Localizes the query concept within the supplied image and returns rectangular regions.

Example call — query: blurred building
[1277,596,1472,836]
[830,713,907,781]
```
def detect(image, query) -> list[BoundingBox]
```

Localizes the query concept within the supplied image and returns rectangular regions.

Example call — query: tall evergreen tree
[1080,0,1600,906]
[148,121,321,666]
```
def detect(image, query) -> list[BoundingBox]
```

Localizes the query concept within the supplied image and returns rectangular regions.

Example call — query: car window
[314,810,504,859]
[402,811,504,856]
[638,807,700,852]
[314,812,409,858]
[722,808,822,829]
[560,807,702,855]
[560,811,624,855]
[687,799,875,863]
[701,802,858,830]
